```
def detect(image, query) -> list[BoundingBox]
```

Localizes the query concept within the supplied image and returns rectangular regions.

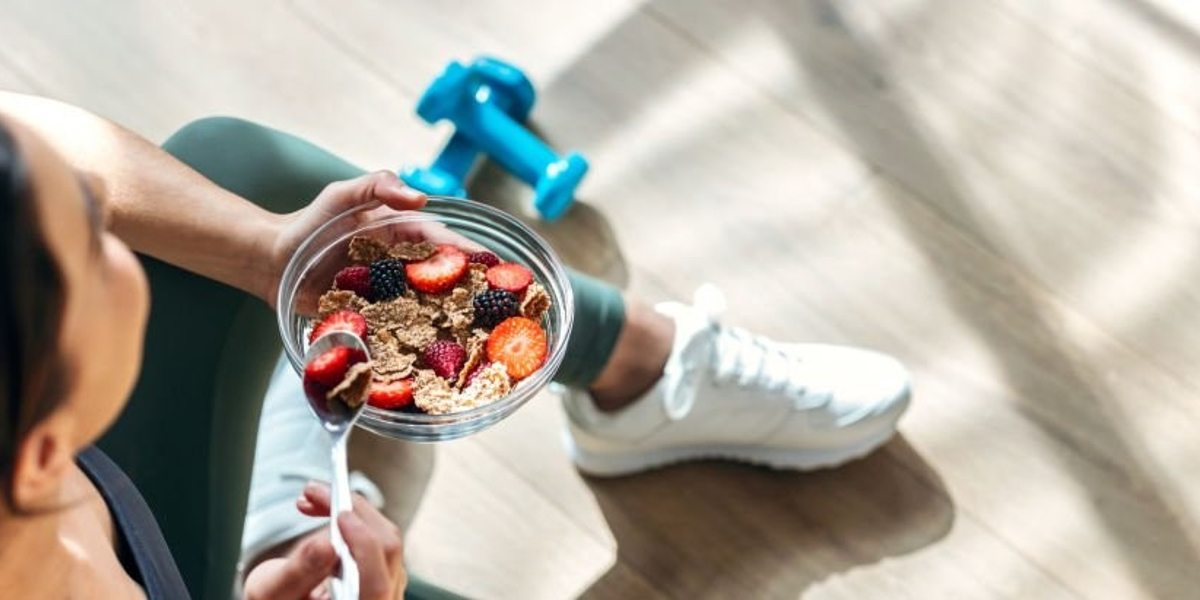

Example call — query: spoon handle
[329,435,360,600]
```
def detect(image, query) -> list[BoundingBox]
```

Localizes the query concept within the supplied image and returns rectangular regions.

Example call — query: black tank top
[76,446,192,600]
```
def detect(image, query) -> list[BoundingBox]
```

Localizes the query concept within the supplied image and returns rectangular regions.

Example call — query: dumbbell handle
[427,134,476,186]
[456,96,557,186]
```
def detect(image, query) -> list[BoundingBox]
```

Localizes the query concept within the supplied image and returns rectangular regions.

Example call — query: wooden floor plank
[0,0,425,165]
[403,436,617,600]
[0,54,39,92]
[988,0,1200,135]
[287,0,642,98]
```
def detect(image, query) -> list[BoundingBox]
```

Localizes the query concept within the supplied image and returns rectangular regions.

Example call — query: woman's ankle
[586,298,674,412]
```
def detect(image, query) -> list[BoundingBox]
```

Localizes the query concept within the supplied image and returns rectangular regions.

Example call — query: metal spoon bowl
[304,331,370,431]
[302,330,370,600]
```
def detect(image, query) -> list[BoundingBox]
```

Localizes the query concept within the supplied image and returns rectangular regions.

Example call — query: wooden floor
[6,1,1200,598]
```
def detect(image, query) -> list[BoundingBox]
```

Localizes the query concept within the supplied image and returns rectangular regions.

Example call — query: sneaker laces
[712,327,793,391]
[662,285,822,420]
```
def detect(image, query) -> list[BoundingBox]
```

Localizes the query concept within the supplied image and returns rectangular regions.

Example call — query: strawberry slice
[367,378,414,410]
[486,263,533,295]
[486,316,548,380]
[303,377,332,404]
[309,309,367,344]
[405,244,468,294]
[303,346,367,388]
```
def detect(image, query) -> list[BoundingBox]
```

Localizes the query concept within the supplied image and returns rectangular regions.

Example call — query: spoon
[302,330,371,600]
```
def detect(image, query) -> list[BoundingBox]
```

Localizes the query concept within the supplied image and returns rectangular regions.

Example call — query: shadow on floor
[469,158,630,288]
[580,437,953,599]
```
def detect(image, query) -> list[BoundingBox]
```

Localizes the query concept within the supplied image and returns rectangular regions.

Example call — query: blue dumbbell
[400,57,534,199]
[400,57,588,220]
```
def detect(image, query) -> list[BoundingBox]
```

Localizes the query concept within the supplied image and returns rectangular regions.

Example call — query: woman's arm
[0,91,282,300]
[0,91,424,306]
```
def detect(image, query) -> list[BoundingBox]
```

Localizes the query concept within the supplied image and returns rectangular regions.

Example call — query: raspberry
[468,251,501,268]
[369,258,407,301]
[334,265,372,298]
[472,289,519,328]
[423,340,466,381]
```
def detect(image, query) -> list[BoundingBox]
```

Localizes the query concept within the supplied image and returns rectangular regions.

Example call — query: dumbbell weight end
[534,153,588,221]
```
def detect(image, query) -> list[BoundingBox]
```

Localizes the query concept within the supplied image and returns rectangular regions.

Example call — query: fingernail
[398,186,426,202]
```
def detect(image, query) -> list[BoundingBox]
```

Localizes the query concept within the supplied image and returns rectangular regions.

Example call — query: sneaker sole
[563,422,900,477]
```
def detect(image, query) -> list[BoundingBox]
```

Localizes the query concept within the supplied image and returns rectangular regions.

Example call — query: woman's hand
[264,170,491,315]
[242,482,406,600]
[262,170,427,309]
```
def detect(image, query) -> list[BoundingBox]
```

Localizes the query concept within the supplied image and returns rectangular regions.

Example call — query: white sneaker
[559,284,911,477]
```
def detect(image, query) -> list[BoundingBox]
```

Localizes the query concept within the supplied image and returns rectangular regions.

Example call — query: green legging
[97,117,626,600]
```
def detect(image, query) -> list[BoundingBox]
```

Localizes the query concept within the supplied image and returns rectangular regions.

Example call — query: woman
[0,107,413,598]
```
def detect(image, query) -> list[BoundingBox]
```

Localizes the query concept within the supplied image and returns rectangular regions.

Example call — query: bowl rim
[276,195,575,431]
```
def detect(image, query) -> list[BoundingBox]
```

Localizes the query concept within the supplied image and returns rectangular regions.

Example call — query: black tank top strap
[77,446,192,600]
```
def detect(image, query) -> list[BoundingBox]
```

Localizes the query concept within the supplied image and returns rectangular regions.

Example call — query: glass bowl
[277,196,574,442]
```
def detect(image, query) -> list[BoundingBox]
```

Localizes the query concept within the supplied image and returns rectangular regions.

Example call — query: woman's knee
[162,116,268,157]
[161,115,365,211]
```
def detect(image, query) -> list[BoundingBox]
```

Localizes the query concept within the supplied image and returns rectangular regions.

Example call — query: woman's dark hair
[0,120,71,508]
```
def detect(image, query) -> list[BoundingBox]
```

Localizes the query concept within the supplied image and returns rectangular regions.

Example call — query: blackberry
[368,258,407,301]
[473,289,519,328]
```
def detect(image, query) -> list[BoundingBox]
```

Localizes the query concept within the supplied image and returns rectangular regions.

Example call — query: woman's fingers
[348,492,404,584]
[242,534,337,600]
[339,511,406,599]
[297,480,331,516]
[297,481,405,598]
[321,170,426,215]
